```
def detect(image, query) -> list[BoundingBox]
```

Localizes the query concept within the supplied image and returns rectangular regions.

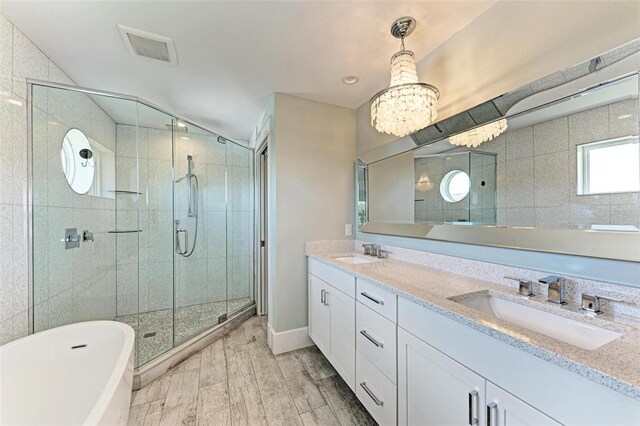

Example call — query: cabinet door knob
[468,390,478,425]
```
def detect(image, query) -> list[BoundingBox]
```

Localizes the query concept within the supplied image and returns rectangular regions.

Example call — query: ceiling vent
[117,24,177,65]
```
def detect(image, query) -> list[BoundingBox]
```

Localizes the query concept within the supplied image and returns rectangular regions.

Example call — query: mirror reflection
[365,72,639,232]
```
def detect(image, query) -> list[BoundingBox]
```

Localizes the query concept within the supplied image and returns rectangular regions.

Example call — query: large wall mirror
[359,40,640,262]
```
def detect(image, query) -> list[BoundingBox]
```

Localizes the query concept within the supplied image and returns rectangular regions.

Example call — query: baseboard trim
[268,323,314,355]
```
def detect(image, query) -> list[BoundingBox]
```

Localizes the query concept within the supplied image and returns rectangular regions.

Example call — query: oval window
[61,128,94,194]
[440,170,470,203]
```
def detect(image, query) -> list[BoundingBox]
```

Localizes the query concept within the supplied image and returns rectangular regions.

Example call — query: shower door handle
[176,228,188,255]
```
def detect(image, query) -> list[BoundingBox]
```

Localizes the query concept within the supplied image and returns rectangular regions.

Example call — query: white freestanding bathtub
[0,321,135,426]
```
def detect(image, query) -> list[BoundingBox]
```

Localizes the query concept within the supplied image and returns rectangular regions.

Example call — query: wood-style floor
[128,315,377,426]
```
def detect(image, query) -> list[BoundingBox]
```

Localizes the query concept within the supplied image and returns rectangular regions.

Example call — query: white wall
[268,93,355,335]
[357,0,640,155]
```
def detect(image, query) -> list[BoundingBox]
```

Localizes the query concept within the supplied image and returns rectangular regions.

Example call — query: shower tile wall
[115,125,174,316]
[0,15,117,343]
[476,99,640,228]
[31,88,117,333]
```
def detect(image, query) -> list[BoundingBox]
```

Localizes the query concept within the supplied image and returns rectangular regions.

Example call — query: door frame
[254,117,270,316]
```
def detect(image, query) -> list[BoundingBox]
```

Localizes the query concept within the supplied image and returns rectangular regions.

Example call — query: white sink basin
[333,255,378,265]
[450,291,622,350]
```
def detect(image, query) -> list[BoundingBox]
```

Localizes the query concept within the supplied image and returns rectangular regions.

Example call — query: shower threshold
[115,297,253,367]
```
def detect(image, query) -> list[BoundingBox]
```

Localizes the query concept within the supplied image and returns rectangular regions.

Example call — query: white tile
[148,128,172,160]
[116,263,139,317]
[0,16,13,92]
[608,99,638,139]
[0,204,14,321]
[205,164,227,211]
[505,126,533,161]
[505,157,534,208]
[0,90,14,205]
[569,105,609,147]
[534,151,569,207]
[12,27,48,98]
[535,206,570,228]
[206,136,227,165]
[12,205,28,314]
[11,95,27,205]
[207,257,227,302]
[148,261,173,311]
[31,107,49,206]
[570,204,610,229]
[48,61,74,85]
[32,207,48,305]
[533,116,568,156]
[505,208,534,227]
[611,204,639,227]
[116,124,138,158]
[46,207,75,298]
[148,210,173,262]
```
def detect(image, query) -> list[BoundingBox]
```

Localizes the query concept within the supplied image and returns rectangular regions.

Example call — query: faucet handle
[581,293,622,314]
[504,276,534,296]
[538,275,565,285]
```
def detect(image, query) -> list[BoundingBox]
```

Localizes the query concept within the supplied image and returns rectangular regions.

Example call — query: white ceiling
[2,1,495,141]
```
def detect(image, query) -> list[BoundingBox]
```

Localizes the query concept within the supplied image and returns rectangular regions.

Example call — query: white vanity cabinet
[486,382,560,426]
[398,327,486,426]
[398,328,560,426]
[308,259,356,390]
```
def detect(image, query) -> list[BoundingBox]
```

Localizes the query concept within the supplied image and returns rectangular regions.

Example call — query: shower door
[173,124,229,345]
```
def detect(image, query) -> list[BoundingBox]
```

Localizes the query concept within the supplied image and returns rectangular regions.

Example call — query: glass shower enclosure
[29,82,254,367]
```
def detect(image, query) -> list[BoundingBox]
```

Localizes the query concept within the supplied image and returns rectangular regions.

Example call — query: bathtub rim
[0,320,135,425]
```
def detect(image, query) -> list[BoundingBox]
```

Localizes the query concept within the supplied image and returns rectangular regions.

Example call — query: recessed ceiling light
[341,75,359,85]
[618,114,632,119]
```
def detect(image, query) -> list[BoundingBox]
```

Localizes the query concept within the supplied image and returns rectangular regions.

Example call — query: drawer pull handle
[487,402,497,426]
[361,292,384,305]
[468,390,478,425]
[360,330,383,348]
[360,382,384,406]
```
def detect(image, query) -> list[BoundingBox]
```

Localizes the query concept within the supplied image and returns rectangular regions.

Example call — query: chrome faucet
[362,243,376,256]
[505,276,534,297]
[538,276,566,305]
[581,293,622,315]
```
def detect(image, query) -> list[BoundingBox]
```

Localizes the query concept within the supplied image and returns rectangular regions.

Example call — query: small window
[577,136,640,195]
[440,170,470,203]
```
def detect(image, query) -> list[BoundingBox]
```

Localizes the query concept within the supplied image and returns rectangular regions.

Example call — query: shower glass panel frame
[28,80,255,368]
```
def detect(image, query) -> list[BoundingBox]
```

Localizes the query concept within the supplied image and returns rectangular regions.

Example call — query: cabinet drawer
[357,279,397,322]
[356,350,397,426]
[356,302,397,383]
[309,258,356,298]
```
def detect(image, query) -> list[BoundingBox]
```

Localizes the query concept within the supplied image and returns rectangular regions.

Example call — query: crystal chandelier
[448,119,508,148]
[370,17,439,138]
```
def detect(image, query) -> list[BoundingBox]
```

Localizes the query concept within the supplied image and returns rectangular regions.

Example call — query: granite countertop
[306,249,640,401]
